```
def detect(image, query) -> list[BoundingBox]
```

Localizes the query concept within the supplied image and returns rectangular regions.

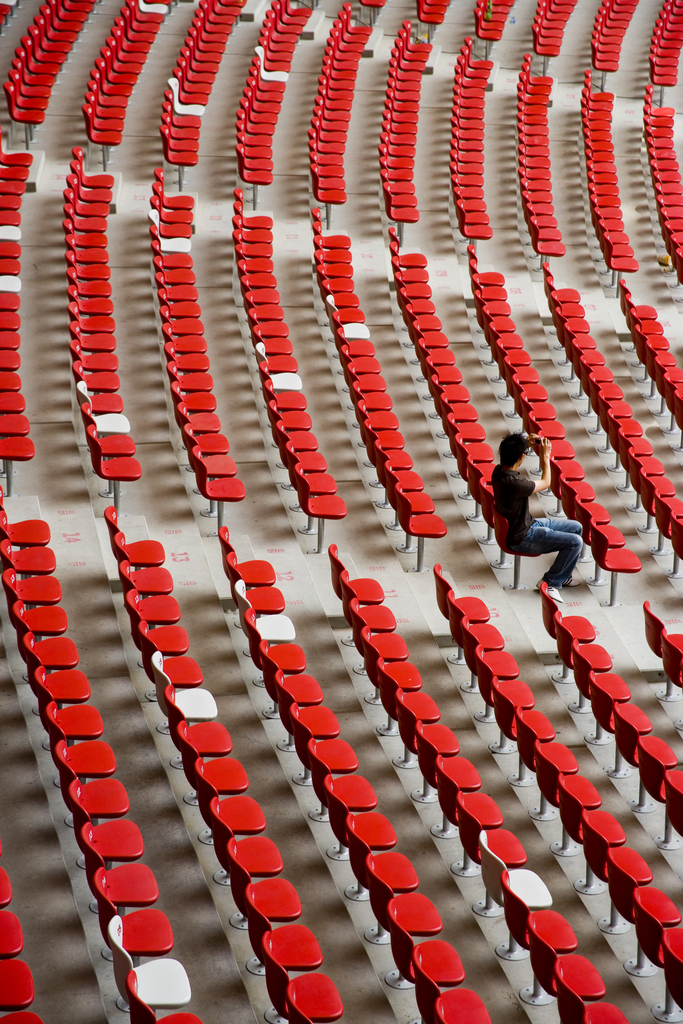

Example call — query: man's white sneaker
[537,579,563,603]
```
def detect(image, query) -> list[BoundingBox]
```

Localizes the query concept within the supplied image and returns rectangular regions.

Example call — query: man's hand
[532,437,552,493]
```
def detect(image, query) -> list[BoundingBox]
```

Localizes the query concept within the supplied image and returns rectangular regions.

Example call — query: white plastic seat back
[150,215,193,254]
[479,829,507,907]
[108,913,192,1010]
[108,914,135,1000]
[167,77,206,117]
[234,580,295,642]
[151,650,172,712]
[0,226,20,241]
[0,276,20,293]
[254,46,289,83]
[254,343,303,392]
[480,830,553,911]
[234,579,252,633]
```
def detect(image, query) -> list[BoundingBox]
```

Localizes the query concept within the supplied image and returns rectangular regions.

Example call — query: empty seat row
[0,498,197,1018]
[309,4,371,229]
[236,0,311,211]
[149,170,246,529]
[380,23,431,242]
[416,0,449,43]
[233,194,346,551]
[230,534,488,1020]
[0,827,45,1021]
[450,36,493,246]
[581,70,638,289]
[591,0,639,91]
[0,128,32,498]
[161,0,243,190]
[431,570,683,1014]
[106,512,346,1024]
[611,279,683,576]
[517,57,566,269]
[643,86,683,286]
[0,0,19,38]
[473,0,514,58]
[532,0,579,74]
[312,211,443,569]
[649,0,683,104]
[63,147,141,512]
[390,229,494,530]
[541,263,670,586]
[5,0,96,150]
[83,0,172,172]
[330,547,645,1013]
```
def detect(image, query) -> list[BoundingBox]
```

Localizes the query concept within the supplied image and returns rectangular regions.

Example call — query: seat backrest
[606,846,653,922]
[539,582,559,638]
[0,539,15,571]
[103,505,119,547]
[224,552,243,596]
[67,780,91,837]
[243,607,264,666]
[108,914,134,999]
[163,680,186,740]
[387,896,418,982]
[80,821,106,879]
[492,508,513,554]
[51,738,78,793]
[262,930,291,1018]
[614,702,653,766]
[126,970,156,1024]
[554,954,606,1024]
[245,882,276,963]
[1,567,18,605]
[85,424,103,469]
[637,735,677,802]
[634,886,681,969]
[366,853,396,930]
[432,564,453,621]
[45,699,66,749]
[479,830,506,907]
[151,651,171,712]
[664,929,683,1010]
[217,526,233,564]
[660,632,683,686]
[233,578,251,632]
[393,485,414,535]
[327,543,344,600]
[500,871,533,949]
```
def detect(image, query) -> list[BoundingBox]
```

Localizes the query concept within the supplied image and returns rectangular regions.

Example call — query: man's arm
[531,436,552,493]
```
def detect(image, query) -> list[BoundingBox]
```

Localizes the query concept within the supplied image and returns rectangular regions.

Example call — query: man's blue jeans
[509,517,583,588]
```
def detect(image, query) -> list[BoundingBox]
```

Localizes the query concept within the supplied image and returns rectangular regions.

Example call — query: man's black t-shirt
[491,465,535,547]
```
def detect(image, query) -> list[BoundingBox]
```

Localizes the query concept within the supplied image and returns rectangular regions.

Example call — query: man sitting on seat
[491,431,583,602]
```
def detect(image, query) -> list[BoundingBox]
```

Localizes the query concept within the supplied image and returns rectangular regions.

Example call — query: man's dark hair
[498,432,529,467]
